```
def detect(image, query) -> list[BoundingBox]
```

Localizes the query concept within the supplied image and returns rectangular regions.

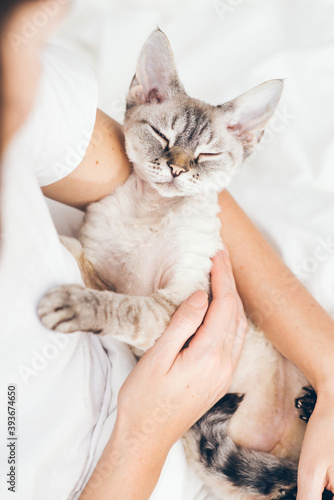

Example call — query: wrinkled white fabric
[0,128,112,500]
[0,44,135,500]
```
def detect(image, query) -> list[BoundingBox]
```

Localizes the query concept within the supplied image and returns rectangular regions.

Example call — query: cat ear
[127,29,183,107]
[221,80,284,154]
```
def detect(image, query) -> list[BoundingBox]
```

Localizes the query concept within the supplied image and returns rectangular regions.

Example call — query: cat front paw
[37,284,104,334]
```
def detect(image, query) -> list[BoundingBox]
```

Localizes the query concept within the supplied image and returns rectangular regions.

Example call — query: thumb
[152,289,208,365]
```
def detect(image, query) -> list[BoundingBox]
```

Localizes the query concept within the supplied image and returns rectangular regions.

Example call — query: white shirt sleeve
[26,43,98,186]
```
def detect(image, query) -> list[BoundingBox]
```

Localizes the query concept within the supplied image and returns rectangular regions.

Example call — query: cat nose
[167,163,188,177]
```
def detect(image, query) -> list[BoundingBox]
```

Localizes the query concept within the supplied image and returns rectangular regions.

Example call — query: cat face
[124,29,283,198]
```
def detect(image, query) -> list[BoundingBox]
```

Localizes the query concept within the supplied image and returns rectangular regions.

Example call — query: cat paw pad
[37,284,103,334]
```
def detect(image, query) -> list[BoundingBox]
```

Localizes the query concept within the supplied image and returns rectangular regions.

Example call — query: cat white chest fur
[80,172,222,299]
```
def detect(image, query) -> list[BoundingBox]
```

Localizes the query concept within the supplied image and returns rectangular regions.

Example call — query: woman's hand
[297,388,334,499]
[115,247,247,468]
[81,248,247,500]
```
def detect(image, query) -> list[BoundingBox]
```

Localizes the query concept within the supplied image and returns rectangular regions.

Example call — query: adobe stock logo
[212,0,244,21]
[8,0,71,54]
[17,333,70,385]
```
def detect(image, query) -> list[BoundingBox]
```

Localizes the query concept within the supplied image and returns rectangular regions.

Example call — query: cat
[38,29,319,499]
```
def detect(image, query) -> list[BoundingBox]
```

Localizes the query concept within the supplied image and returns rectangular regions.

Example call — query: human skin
[0,1,69,153]
[41,109,131,208]
[2,2,334,498]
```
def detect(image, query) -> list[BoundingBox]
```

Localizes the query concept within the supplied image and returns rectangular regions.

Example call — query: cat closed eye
[197,152,222,162]
[149,125,169,146]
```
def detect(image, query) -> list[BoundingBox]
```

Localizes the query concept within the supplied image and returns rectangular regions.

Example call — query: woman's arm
[41,110,131,209]
[219,190,334,392]
[219,190,334,499]
[80,251,247,499]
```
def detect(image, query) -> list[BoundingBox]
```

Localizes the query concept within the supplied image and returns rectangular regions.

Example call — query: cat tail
[189,393,298,500]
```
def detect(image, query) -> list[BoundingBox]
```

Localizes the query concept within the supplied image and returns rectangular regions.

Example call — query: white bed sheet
[48,0,334,498]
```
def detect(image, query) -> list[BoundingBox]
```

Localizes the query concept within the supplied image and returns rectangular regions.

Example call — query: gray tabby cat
[38,30,317,499]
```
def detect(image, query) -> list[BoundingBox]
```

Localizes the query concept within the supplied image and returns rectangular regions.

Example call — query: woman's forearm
[79,422,167,500]
[219,190,334,393]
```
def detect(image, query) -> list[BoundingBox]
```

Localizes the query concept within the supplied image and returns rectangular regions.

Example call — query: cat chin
[152,180,204,198]
[151,178,227,199]
[151,181,186,198]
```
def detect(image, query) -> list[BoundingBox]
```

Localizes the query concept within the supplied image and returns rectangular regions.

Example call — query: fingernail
[186,290,208,309]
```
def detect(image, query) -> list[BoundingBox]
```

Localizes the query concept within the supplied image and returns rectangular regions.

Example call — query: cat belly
[228,326,307,460]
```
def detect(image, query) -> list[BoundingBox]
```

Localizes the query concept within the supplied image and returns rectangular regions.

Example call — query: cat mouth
[155,179,179,187]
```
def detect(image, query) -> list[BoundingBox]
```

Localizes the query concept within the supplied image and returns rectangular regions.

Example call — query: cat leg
[295,385,317,422]
[37,285,180,350]
[60,235,82,259]
[60,236,111,291]
[187,395,299,500]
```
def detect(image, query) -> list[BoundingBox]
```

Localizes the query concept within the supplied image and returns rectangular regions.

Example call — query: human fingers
[211,248,245,326]
[231,306,248,363]
[150,289,209,368]
[211,248,237,299]
[213,249,247,354]
[191,251,247,352]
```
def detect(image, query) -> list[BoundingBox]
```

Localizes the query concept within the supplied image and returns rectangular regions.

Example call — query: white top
[0,44,113,500]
